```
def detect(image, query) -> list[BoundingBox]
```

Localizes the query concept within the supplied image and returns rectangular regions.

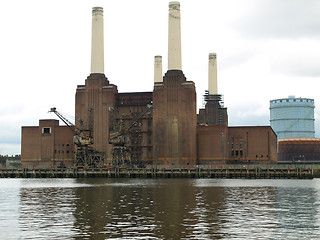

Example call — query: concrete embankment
[0,165,318,179]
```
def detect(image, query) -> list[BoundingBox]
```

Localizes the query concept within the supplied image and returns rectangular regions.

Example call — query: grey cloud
[270,47,320,77]
[227,102,270,127]
[229,114,270,127]
[220,50,256,70]
[232,0,320,39]
[272,60,320,78]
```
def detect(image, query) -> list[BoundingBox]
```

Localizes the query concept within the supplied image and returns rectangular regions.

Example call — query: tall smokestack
[154,56,163,82]
[168,1,182,70]
[208,53,218,94]
[91,7,104,74]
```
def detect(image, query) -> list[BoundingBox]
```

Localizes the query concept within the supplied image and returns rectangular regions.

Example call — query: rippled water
[0,178,320,239]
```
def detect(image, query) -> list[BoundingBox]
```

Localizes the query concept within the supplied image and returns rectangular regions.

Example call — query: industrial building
[270,96,319,164]
[278,137,320,163]
[21,2,277,168]
[21,119,74,167]
[270,96,315,140]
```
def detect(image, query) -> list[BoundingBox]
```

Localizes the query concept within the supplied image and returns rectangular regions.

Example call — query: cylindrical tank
[270,96,315,140]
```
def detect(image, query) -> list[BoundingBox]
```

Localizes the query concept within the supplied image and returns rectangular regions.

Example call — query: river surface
[0,178,320,239]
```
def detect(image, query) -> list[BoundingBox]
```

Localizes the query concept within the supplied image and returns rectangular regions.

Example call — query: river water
[0,178,320,239]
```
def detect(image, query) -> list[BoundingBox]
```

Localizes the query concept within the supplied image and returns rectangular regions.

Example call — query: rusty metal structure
[49,107,104,168]
[109,104,152,166]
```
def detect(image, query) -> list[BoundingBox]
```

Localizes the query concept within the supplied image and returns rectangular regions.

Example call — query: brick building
[21,120,74,167]
[21,3,277,167]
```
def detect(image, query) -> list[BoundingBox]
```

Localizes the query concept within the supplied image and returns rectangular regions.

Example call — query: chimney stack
[168,1,182,70]
[154,56,163,82]
[91,7,104,74]
[208,53,218,94]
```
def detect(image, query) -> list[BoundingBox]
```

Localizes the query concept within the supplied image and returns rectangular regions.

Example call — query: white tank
[270,96,315,140]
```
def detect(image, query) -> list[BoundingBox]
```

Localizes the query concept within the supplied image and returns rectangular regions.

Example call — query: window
[42,127,51,134]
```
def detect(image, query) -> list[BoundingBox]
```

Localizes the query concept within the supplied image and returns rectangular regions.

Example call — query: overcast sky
[1,0,320,155]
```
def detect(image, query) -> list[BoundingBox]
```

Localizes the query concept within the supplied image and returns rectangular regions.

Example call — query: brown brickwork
[22,73,279,167]
[75,73,118,164]
[197,125,228,165]
[21,119,74,167]
[152,70,197,166]
[227,126,277,164]
[278,138,320,163]
[198,99,228,126]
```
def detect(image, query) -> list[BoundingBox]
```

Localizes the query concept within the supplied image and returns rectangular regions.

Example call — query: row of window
[231,150,243,157]
[271,99,314,103]
[55,150,74,154]
[55,144,71,147]
[231,151,269,158]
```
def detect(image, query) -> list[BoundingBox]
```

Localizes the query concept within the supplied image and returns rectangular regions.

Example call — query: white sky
[1,0,320,155]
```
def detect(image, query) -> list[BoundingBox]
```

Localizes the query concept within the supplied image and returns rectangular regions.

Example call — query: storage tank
[270,96,315,140]
[278,137,320,163]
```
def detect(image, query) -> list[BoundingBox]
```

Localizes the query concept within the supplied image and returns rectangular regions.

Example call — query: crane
[49,107,104,168]
[109,104,152,166]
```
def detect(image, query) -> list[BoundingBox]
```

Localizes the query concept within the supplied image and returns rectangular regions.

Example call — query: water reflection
[0,178,319,239]
[215,180,320,239]
[72,179,225,239]
[274,187,320,239]
[0,179,21,239]
[19,179,78,239]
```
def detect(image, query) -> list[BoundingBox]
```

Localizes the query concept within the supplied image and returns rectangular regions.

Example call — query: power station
[21,2,278,168]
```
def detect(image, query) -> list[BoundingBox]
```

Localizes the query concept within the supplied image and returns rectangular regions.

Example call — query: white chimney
[91,7,104,74]
[208,53,218,94]
[154,56,163,82]
[168,1,182,70]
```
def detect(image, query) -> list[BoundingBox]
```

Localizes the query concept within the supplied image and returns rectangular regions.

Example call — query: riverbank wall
[0,164,319,179]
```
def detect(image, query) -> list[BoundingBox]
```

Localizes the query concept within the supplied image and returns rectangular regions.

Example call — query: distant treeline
[0,155,21,161]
